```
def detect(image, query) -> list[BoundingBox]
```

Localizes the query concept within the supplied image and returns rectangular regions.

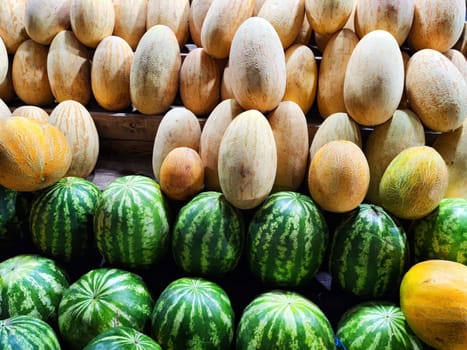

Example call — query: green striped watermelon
[336,302,423,350]
[150,277,235,350]
[58,267,154,350]
[171,191,245,276]
[236,290,336,350]
[328,204,409,298]
[0,254,69,324]
[29,176,101,263]
[84,326,162,350]
[0,315,61,350]
[411,197,467,264]
[94,175,170,269]
[0,185,32,247]
[246,191,328,287]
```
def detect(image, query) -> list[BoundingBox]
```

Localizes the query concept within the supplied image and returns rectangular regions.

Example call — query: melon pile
[0,0,466,349]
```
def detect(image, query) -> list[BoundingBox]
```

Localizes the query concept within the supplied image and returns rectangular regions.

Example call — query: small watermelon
[84,326,162,350]
[0,315,61,350]
[336,301,423,350]
[328,204,409,298]
[236,290,336,349]
[58,267,154,350]
[150,277,235,350]
[411,197,467,264]
[171,191,245,276]
[246,191,328,287]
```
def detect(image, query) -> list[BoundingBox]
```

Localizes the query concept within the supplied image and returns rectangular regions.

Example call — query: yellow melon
[305,0,354,34]
[113,0,147,50]
[0,0,28,54]
[188,0,214,47]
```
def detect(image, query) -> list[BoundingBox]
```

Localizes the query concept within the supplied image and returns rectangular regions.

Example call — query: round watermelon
[411,197,467,264]
[236,290,336,349]
[246,191,328,287]
[0,254,69,324]
[150,277,235,350]
[58,267,154,350]
[171,191,245,276]
[336,301,423,350]
[84,326,162,350]
[0,315,61,350]
[328,204,409,298]
[29,176,101,263]
[94,175,170,269]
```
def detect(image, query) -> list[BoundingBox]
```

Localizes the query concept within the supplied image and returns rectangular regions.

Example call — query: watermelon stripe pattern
[0,315,61,350]
[236,290,336,350]
[29,177,101,262]
[58,268,154,350]
[0,186,31,242]
[0,254,69,323]
[151,277,235,350]
[0,186,18,240]
[336,302,423,350]
[246,191,328,287]
[172,191,245,276]
[84,326,162,350]
[94,175,170,269]
[328,204,409,298]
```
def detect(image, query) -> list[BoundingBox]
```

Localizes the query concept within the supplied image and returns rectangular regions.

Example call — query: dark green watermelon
[84,326,162,350]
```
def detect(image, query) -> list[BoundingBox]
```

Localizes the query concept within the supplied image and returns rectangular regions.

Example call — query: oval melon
[47,30,92,105]
[0,98,11,119]
[344,30,404,126]
[12,105,49,122]
[0,0,29,53]
[200,0,254,59]
[317,29,359,118]
[354,0,415,46]
[188,0,213,47]
[220,64,234,101]
[152,107,201,183]
[24,0,71,45]
[443,49,467,81]
[113,0,147,50]
[268,101,309,192]
[408,0,465,52]
[454,22,466,55]
[0,61,15,103]
[130,25,181,115]
[307,140,370,213]
[400,259,467,350]
[405,49,467,132]
[379,146,448,220]
[91,36,133,111]
[229,17,286,113]
[305,0,354,34]
[293,14,313,45]
[218,109,277,210]
[364,109,426,206]
[0,37,8,83]
[12,39,53,106]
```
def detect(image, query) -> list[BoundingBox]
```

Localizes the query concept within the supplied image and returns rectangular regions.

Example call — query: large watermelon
[150,277,235,350]
[411,197,467,264]
[335,301,423,350]
[84,326,162,350]
[94,175,170,269]
[29,176,101,263]
[0,254,69,324]
[171,191,245,276]
[0,315,61,350]
[246,191,328,287]
[328,204,409,298]
[236,290,336,349]
[58,267,154,350]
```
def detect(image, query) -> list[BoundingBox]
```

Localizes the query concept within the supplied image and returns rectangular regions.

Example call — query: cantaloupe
[0,0,29,53]
[305,0,354,34]
[113,0,147,50]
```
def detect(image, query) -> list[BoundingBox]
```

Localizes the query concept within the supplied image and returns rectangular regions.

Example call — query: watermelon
[84,326,162,350]
[94,175,170,269]
[411,197,467,264]
[58,267,154,350]
[328,204,409,298]
[0,315,61,350]
[150,277,235,350]
[246,191,328,287]
[336,301,423,350]
[171,191,245,276]
[236,290,336,350]
[0,254,69,324]
[29,176,101,263]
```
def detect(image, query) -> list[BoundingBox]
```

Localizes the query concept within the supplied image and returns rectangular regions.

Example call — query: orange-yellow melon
[189,0,214,47]
[113,0,147,50]
[0,116,72,192]
[12,105,49,122]
[400,259,467,350]
[307,140,370,213]
[379,146,448,220]
[0,0,28,53]
[305,0,354,34]
[47,30,92,105]
[49,100,99,178]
